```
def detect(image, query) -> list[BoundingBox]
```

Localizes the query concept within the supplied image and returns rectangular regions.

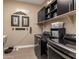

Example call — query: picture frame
[22,16,29,27]
[11,15,19,26]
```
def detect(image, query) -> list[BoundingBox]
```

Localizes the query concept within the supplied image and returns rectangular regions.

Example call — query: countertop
[48,39,76,54]
[34,34,76,54]
[34,34,42,38]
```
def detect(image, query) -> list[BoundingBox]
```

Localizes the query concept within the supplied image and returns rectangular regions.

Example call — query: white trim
[15,45,35,49]
[4,47,8,50]
[4,44,38,51]
[14,44,36,51]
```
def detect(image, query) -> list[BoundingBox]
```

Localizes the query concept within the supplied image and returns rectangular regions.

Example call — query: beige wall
[42,15,76,34]
[3,0,41,47]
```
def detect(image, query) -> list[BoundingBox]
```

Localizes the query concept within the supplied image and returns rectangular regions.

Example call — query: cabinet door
[74,0,76,10]
[34,36,41,59]
[38,7,46,22]
[70,0,75,11]
[57,0,73,15]
[48,45,64,59]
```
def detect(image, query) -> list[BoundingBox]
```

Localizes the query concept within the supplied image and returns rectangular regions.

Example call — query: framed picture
[11,15,19,26]
[22,16,29,27]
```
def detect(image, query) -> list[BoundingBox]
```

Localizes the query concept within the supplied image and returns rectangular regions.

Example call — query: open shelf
[37,10,76,25]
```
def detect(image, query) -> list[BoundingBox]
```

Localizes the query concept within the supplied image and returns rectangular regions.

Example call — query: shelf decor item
[13,11,27,15]
[11,15,19,26]
[22,16,29,27]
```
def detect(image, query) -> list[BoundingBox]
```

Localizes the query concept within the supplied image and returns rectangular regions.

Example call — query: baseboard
[14,44,35,51]
[15,45,35,48]
[4,44,38,51]
[4,47,8,50]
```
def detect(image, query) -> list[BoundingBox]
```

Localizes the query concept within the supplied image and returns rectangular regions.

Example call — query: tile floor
[4,47,38,59]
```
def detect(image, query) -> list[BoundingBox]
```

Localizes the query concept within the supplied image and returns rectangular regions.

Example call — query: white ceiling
[16,0,46,5]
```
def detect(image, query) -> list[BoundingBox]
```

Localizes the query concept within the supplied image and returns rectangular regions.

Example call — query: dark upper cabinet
[57,0,75,15]
[38,0,76,22]
[70,0,76,10]
[38,7,46,22]
[45,0,57,19]
[74,0,76,10]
